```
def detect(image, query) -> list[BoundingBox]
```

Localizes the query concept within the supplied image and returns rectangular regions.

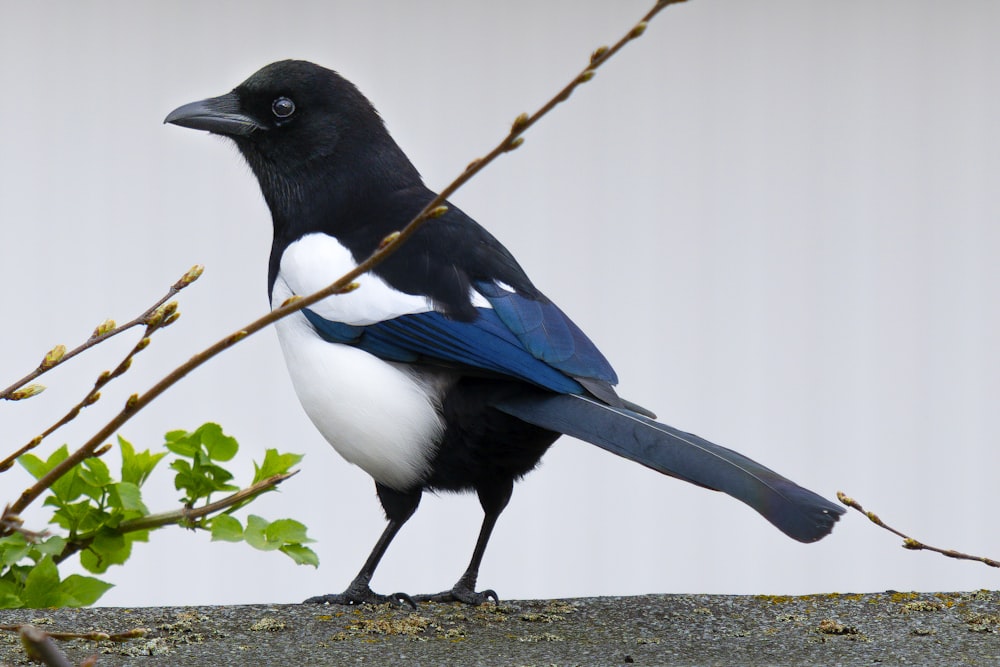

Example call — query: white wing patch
[276,232,434,325]
[270,259,445,489]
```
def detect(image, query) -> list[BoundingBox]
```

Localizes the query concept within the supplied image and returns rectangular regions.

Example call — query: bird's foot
[411,585,498,606]
[304,584,415,609]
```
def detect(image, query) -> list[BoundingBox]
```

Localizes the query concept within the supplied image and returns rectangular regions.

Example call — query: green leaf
[79,457,111,487]
[253,449,303,484]
[81,530,132,574]
[0,578,24,609]
[0,534,32,568]
[50,499,104,533]
[243,515,281,551]
[34,536,68,557]
[164,423,239,462]
[108,482,148,514]
[164,429,188,443]
[21,446,82,503]
[22,556,61,608]
[120,435,167,486]
[265,518,313,545]
[17,453,48,480]
[198,423,239,462]
[171,457,237,505]
[49,458,86,504]
[209,515,244,542]
[164,430,198,458]
[127,529,151,544]
[280,544,319,567]
[58,574,113,607]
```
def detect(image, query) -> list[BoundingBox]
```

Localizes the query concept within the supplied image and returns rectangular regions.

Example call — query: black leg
[413,479,513,605]
[304,483,421,607]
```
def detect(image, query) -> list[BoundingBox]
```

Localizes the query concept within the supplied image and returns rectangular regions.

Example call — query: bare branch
[0,299,185,474]
[0,505,48,542]
[1,623,148,643]
[0,265,202,402]
[15,625,74,667]
[837,491,1000,569]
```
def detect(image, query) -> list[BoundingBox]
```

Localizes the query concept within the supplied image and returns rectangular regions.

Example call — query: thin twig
[2,623,148,642]
[16,625,74,667]
[53,471,297,564]
[0,504,48,542]
[0,265,202,402]
[0,300,183,475]
[5,0,686,520]
[837,491,1000,569]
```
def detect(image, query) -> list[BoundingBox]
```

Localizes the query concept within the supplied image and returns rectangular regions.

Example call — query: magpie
[165,60,843,606]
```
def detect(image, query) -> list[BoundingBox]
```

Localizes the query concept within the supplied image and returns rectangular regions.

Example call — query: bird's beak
[164,92,264,136]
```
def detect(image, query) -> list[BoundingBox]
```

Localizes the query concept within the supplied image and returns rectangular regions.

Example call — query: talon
[411,586,499,606]
[304,594,339,605]
[393,592,418,609]
[303,585,414,607]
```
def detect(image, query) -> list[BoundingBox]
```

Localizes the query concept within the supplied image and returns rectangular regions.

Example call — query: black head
[165,60,421,228]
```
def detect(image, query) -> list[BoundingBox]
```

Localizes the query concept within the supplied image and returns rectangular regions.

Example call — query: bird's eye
[272,97,295,119]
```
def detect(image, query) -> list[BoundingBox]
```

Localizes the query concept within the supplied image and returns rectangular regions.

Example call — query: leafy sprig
[1,425,314,610]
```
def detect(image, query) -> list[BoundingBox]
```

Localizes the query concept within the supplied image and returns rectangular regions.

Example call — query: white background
[1,1,998,607]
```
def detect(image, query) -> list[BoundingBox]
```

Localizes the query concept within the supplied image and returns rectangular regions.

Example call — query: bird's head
[165,60,420,228]
[166,59,389,168]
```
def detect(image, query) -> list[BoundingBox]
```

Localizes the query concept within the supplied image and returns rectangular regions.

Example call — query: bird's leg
[412,479,513,605]
[304,483,420,607]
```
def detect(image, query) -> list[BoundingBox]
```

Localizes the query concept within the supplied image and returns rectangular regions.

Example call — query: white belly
[272,294,445,491]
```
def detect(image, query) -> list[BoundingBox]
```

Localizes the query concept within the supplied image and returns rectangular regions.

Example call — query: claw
[411,586,499,606]
[304,585,415,607]
[392,591,418,610]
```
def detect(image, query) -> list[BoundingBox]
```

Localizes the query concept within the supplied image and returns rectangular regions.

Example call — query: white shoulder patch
[275,232,434,325]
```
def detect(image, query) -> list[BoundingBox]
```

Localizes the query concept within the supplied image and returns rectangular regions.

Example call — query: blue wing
[301,280,617,396]
[473,280,617,384]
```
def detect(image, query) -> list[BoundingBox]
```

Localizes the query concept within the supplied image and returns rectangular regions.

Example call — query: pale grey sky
[2,1,998,606]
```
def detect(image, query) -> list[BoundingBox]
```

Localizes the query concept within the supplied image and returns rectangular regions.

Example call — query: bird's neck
[261,135,428,295]
[261,138,421,243]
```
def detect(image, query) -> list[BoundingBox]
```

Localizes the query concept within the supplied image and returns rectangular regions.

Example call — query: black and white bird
[166,60,843,606]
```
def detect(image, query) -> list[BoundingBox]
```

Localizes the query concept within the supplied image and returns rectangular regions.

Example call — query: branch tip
[8,384,46,401]
[40,345,67,370]
[428,205,450,219]
[378,231,401,249]
[840,490,1000,569]
[511,112,530,133]
[178,264,205,286]
[91,319,116,338]
[505,136,525,152]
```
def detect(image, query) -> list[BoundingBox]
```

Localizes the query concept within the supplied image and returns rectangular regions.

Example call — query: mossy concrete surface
[2,591,999,666]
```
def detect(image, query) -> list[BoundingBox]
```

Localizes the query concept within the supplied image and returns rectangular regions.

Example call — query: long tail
[493,392,843,543]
